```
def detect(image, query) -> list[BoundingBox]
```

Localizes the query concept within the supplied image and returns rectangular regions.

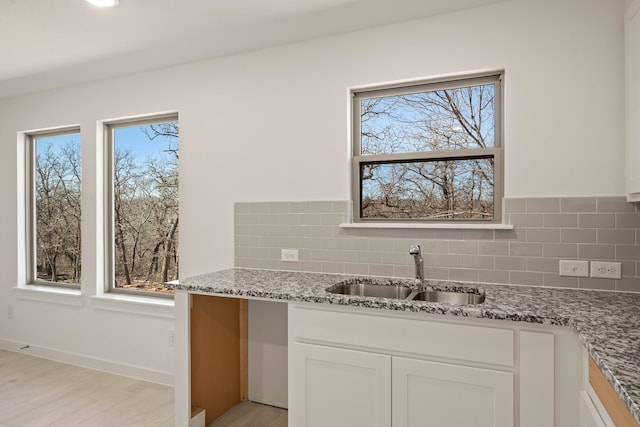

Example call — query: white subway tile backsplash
[597,197,637,213]
[526,198,560,213]
[504,198,526,213]
[431,254,464,268]
[345,263,369,276]
[561,197,597,213]
[449,268,478,282]
[543,213,578,228]
[422,240,450,253]
[543,273,578,288]
[597,229,635,244]
[509,242,543,257]
[510,271,543,286]
[463,255,495,269]
[526,228,561,243]
[616,213,640,228]
[617,245,640,260]
[509,213,543,227]
[478,241,509,256]
[495,256,526,271]
[542,243,578,258]
[369,264,394,277]
[449,240,478,255]
[526,257,558,273]
[462,229,495,240]
[561,228,596,244]
[234,198,640,292]
[578,244,615,260]
[579,213,615,228]
[478,269,510,284]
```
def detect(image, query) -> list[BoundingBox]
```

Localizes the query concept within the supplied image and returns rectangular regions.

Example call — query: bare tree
[35,141,81,283]
[113,122,178,291]
[360,84,495,220]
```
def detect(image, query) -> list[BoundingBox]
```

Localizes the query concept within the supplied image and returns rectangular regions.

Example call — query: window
[106,116,178,296]
[352,73,503,223]
[27,129,82,288]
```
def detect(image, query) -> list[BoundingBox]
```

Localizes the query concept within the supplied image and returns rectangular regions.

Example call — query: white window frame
[351,72,504,224]
[104,113,178,299]
[25,127,82,289]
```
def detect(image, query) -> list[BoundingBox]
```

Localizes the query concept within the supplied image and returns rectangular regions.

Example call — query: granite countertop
[173,267,640,423]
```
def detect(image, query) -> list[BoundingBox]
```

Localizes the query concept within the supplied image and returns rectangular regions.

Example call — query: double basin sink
[326,280,485,305]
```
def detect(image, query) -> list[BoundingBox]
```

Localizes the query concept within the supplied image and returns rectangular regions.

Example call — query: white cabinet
[289,343,391,427]
[289,304,521,427]
[392,357,513,427]
[289,341,513,427]
[626,0,640,200]
[579,391,609,427]
[288,304,583,427]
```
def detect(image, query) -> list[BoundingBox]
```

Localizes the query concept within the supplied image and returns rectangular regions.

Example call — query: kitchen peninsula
[171,268,640,427]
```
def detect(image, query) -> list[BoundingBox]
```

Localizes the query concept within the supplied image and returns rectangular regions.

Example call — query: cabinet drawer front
[290,305,514,367]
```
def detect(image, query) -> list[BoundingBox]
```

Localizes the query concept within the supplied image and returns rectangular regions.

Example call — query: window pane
[34,133,81,284]
[113,121,178,294]
[360,83,495,155]
[360,158,494,220]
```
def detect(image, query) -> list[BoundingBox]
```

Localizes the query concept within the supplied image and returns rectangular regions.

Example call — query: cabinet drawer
[290,305,514,367]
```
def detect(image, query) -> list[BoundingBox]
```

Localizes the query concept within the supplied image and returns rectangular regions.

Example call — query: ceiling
[0,0,507,99]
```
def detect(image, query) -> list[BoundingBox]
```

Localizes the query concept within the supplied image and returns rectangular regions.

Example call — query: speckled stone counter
[173,268,640,423]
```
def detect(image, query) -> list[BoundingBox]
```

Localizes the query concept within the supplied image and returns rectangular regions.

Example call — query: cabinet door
[392,357,514,427]
[626,0,640,199]
[290,342,391,427]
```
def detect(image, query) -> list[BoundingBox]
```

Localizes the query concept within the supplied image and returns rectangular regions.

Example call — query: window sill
[89,294,174,319]
[13,285,83,307]
[339,222,514,230]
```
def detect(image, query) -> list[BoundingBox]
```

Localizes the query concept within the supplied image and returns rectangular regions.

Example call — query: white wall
[0,0,627,381]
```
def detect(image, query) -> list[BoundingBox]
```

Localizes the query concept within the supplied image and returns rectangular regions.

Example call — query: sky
[34,122,178,167]
[113,122,178,165]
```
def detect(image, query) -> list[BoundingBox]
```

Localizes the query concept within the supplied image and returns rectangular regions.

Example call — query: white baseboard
[0,338,174,386]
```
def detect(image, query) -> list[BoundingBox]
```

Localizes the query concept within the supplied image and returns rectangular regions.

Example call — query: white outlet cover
[281,249,299,262]
[559,260,589,277]
[590,261,622,279]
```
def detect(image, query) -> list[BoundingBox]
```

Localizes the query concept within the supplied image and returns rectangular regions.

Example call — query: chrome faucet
[409,244,424,284]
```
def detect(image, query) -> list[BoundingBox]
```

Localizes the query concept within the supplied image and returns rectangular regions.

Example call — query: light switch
[559,260,589,277]
[281,249,299,262]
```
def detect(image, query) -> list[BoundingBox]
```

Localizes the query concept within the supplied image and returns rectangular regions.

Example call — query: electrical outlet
[168,330,175,347]
[559,260,589,277]
[7,305,13,320]
[281,249,299,262]
[590,261,622,279]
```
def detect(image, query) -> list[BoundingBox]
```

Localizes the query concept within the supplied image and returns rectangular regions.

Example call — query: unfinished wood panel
[191,295,248,426]
[589,357,640,427]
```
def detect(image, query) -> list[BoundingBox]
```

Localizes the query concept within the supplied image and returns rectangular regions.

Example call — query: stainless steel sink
[410,290,485,305]
[326,279,485,305]
[326,282,413,299]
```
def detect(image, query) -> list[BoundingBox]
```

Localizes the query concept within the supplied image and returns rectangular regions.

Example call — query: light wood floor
[209,401,287,427]
[0,349,174,427]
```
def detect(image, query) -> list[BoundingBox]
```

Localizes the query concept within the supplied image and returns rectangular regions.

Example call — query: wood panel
[191,295,248,426]
[589,357,640,427]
